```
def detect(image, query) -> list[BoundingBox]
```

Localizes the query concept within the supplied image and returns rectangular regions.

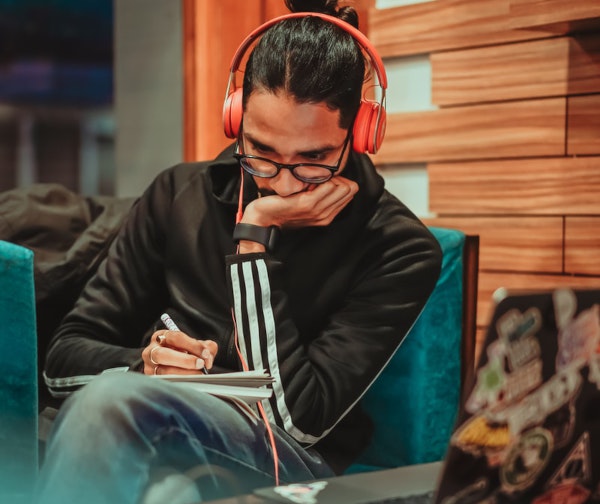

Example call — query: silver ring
[153,365,160,376]
[157,332,167,344]
[150,346,160,366]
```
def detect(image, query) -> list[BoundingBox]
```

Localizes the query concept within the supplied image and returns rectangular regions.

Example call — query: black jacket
[44,145,442,473]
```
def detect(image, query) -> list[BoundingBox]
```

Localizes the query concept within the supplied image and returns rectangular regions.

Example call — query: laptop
[251,287,600,504]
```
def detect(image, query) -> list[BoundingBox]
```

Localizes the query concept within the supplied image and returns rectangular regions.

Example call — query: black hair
[242,0,365,130]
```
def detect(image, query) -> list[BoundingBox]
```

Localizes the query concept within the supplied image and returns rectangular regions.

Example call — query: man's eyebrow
[245,133,338,156]
[245,133,275,152]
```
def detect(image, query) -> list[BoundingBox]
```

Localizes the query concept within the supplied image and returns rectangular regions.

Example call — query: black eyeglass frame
[234,132,351,184]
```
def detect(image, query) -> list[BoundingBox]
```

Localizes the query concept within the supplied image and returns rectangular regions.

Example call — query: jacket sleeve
[43,169,175,394]
[225,211,442,446]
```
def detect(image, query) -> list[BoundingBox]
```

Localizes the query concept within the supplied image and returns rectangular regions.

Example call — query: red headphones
[222,12,387,155]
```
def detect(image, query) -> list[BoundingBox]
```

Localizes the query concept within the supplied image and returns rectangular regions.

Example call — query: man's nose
[271,168,306,196]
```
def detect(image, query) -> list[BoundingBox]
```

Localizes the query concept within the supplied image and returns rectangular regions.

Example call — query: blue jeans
[34,372,334,504]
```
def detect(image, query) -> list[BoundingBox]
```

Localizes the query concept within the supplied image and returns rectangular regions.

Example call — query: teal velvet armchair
[347,227,479,474]
[0,226,477,495]
[0,240,38,504]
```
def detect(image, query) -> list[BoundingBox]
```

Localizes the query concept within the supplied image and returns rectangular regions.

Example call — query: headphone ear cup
[352,100,386,154]
[223,88,244,138]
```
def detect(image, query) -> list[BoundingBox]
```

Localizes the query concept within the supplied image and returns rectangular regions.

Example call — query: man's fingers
[148,330,218,373]
[152,364,207,376]
[149,345,208,371]
[155,330,218,362]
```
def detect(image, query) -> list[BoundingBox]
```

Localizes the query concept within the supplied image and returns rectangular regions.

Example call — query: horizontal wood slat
[568,35,600,96]
[477,272,600,326]
[369,0,550,58]
[429,156,600,214]
[431,35,600,106]
[509,0,600,31]
[565,217,600,275]
[567,94,600,155]
[374,98,565,164]
[423,216,563,273]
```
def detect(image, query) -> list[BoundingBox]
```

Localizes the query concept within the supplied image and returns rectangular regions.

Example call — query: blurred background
[0,0,115,195]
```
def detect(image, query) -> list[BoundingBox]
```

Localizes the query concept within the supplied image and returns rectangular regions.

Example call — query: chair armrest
[0,240,38,502]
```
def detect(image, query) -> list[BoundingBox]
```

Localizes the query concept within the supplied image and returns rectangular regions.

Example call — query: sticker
[547,432,591,488]
[589,354,600,390]
[491,367,582,436]
[553,288,578,332]
[533,483,590,504]
[273,481,328,504]
[543,402,576,450]
[452,415,512,456]
[496,308,542,371]
[502,358,543,405]
[466,354,508,414]
[507,336,542,372]
[500,427,554,492]
[466,342,543,416]
[497,308,542,344]
[556,304,600,371]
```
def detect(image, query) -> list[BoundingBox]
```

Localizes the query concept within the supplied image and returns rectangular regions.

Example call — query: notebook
[252,287,600,504]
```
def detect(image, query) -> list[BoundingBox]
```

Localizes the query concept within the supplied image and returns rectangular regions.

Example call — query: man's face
[241,90,351,197]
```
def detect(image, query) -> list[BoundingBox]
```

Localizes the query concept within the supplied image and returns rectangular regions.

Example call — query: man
[36,2,442,502]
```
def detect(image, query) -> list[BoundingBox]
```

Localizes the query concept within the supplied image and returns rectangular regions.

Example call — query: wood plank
[565,217,600,276]
[423,216,563,273]
[369,0,551,58]
[374,98,565,164]
[567,94,600,155]
[431,35,600,106]
[568,34,600,96]
[428,156,600,215]
[509,0,600,31]
[477,272,600,327]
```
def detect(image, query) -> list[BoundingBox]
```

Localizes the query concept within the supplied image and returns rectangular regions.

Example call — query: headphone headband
[223,12,387,154]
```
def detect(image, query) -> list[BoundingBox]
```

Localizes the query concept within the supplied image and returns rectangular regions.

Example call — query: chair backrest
[346,227,479,473]
[0,240,38,503]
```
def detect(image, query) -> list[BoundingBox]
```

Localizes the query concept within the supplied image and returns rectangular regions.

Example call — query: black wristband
[233,223,280,252]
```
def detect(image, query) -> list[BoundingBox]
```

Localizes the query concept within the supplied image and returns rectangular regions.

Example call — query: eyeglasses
[234,133,351,184]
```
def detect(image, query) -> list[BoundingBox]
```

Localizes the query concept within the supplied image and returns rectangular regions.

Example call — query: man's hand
[243,176,359,229]
[142,330,218,376]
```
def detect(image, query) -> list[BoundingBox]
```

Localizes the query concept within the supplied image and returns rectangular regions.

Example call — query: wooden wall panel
[565,217,600,275]
[431,36,600,106]
[368,0,600,365]
[509,0,600,31]
[568,34,600,95]
[477,272,600,329]
[369,0,550,58]
[429,157,600,215]
[567,94,600,155]
[423,216,563,273]
[375,98,565,164]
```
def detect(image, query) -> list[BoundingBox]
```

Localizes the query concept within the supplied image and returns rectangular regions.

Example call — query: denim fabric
[34,372,334,504]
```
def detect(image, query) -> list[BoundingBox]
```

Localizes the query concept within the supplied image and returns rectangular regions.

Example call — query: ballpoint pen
[160,313,209,374]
